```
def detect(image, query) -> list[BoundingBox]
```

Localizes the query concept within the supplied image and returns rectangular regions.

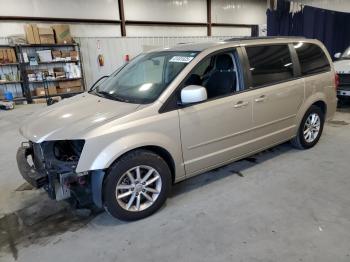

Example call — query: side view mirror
[89,75,109,91]
[334,53,341,59]
[181,85,207,104]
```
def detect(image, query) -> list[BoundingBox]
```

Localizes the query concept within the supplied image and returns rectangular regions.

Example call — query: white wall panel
[124,0,207,22]
[292,0,350,12]
[126,25,207,37]
[0,38,7,44]
[0,22,121,38]
[212,26,251,37]
[0,0,119,20]
[212,0,267,25]
[76,36,229,88]
[70,24,121,37]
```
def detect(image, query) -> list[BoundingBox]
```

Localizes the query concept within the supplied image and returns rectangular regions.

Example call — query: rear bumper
[16,144,48,188]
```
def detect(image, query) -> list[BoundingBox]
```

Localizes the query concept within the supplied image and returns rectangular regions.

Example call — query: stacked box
[24,24,40,44]
[57,79,82,94]
[0,49,17,63]
[38,27,55,44]
[70,51,79,61]
[52,25,72,44]
[35,86,57,97]
[32,96,61,104]
[52,50,61,59]
[61,51,70,58]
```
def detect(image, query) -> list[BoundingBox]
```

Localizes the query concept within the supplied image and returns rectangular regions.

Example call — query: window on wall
[294,42,330,76]
[246,45,294,87]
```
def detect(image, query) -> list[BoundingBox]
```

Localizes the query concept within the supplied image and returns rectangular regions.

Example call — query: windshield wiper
[95,90,128,102]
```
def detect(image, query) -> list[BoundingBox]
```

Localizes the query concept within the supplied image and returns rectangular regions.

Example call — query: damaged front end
[16,140,94,207]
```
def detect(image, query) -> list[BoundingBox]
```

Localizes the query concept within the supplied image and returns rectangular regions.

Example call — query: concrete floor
[1,103,350,262]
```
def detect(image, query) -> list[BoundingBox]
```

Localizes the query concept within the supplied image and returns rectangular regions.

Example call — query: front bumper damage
[16,140,95,207]
[16,143,48,188]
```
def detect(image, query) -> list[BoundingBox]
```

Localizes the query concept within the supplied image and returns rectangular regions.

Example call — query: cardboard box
[32,96,61,104]
[61,51,70,58]
[32,24,40,44]
[24,24,40,44]
[58,79,81,89]
[3,49,8,63]
[40,35,55,44]
[35,86,57,97]
[6,49,13,63]
[56,86,81,94]
[32,98,47,104]
[52,50,61,59]
[54,72,65,78]
[70,51,78,61]
[52,25,72,44]
[25,25,35,44]
[38,27,53,35]
[38,27,55,44]
[10,49,17,63]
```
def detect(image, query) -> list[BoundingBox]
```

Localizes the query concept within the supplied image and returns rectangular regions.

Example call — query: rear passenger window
[294,42,330,76]
[246,45,294,87]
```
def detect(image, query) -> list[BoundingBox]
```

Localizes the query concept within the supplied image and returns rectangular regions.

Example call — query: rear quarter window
[294,42,330,76]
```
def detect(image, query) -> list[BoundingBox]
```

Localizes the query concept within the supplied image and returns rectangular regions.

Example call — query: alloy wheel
[303,113,321,143]
[115,165,162,212]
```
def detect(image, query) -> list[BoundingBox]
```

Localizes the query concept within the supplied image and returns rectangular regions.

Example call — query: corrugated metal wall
[0,36,234,95]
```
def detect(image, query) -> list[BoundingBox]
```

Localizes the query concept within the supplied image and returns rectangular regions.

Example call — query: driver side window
[183,50,239,100]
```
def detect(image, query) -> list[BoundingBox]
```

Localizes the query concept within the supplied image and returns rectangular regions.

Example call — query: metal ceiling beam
[207,0,212,36]
[118,0,126,36]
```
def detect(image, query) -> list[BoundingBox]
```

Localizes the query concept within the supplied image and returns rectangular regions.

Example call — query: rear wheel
[103,150,171,221]
[291,105,325,149]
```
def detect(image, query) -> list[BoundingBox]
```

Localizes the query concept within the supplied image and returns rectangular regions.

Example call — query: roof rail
[224,36,306,42]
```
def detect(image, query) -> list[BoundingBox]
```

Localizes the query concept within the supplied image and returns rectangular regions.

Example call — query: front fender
[76,132,185,179]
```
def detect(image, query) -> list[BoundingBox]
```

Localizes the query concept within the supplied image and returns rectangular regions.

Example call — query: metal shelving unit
[17,43,85,103]
[28,77,82,83]
[0,45,25,102]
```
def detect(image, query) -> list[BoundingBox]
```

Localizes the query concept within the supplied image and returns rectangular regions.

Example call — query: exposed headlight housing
[52,140,85,162]
[39,140,85,173]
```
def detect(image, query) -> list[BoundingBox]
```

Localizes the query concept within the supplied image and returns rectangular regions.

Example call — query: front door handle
[254,95,266,103]
[234,101,249,108]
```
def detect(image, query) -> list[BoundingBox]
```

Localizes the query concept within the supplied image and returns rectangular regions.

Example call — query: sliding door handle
[254,95,266,103]
[234,101,249,108]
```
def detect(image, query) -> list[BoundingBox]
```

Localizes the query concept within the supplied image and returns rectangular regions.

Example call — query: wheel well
[312,100,327,115]
[141,146,176,183]
[107,146,176,184]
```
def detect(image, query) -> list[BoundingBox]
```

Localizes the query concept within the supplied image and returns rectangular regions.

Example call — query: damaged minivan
[17,37,337,220]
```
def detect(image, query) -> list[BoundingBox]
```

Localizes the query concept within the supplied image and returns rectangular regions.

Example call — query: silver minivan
[17,37,337,220]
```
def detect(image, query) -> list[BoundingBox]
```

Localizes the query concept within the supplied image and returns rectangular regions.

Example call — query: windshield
[94,51,198,103]
[341,47,350,59]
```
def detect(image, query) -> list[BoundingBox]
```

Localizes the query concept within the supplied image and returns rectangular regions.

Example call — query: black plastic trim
[16,146,48,188]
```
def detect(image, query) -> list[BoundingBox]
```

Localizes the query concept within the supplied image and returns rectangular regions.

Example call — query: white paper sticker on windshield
[169,56,194,63]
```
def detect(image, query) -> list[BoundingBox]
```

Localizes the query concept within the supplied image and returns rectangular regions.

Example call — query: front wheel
[291,105,325,149]
[103,150,171,221]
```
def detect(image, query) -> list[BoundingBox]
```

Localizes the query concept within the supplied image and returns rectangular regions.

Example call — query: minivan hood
[20,93,141,143]
[334,59,350,74]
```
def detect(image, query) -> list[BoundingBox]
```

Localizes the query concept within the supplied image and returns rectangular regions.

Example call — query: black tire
[103,149,171,221]
[291,105,325,149]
